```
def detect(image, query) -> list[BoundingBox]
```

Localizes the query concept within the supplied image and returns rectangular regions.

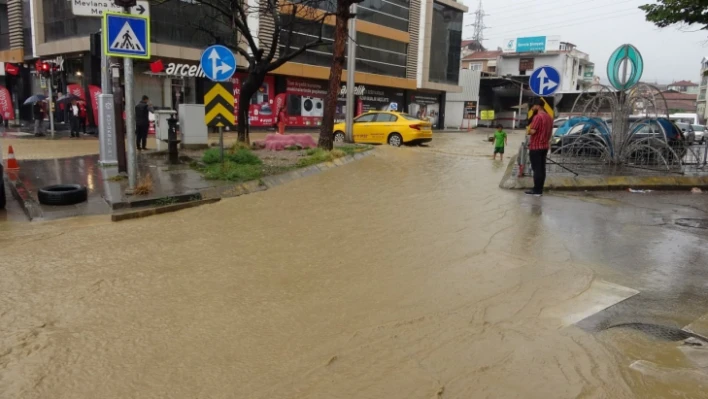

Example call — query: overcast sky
[462,0,708,84]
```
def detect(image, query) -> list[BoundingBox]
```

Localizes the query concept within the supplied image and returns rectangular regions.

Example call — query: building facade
[0,0,467,129]
[460,50,501,74]
[667,80,699,95]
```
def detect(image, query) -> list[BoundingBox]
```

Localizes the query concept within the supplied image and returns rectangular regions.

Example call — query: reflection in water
[0,135,706,398]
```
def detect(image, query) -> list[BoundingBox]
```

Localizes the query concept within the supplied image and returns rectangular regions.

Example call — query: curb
[198,149,375,200]
[111,198,221,222]
[6,173,43,221]
[110,191,203,210]
[499,156,708,191]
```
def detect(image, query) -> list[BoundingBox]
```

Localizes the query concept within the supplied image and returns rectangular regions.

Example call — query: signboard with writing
[503,36,561,54]
[480,110,495,121]
[464,101,477,119]
[72,0,150,17]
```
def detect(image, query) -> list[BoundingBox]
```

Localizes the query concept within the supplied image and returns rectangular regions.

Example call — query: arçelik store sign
[149,60,206,77]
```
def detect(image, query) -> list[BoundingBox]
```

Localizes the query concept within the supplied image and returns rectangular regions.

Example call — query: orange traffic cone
[6,145,19,170]
[148,121,156,135]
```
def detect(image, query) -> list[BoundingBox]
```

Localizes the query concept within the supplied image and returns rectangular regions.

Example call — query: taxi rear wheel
[334,131,345,142]
[388,133,403,147]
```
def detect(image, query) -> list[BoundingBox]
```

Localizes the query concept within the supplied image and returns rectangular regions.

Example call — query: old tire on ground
[334,131,345,143]
[38,184,88,206]
[388,133,403,147]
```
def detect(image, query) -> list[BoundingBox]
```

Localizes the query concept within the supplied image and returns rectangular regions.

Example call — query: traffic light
[113,0,137,7]
[40,62,50,75]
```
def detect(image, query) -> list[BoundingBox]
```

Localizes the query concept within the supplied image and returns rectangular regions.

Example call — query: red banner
[232,73,276,127]
[66,84,85,100]
[0,85,15,121]
[88,85,101,126]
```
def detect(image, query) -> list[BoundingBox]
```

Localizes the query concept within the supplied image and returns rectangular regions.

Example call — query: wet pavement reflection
[1,132,707,398]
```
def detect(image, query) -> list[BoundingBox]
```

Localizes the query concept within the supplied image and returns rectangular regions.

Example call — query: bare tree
[317,0,363,150]
[154,0,330,143]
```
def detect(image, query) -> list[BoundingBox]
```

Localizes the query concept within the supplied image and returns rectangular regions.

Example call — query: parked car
[333,112,433,146]
[691,124,705,144]
[551,117,610,151]
[675,122,696,145]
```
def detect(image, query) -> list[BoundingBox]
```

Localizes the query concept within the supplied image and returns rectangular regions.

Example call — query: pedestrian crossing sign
[103,12,150,59]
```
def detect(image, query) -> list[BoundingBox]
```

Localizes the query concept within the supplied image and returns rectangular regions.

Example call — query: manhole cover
[675,218,708,229]
[605,322,708,342]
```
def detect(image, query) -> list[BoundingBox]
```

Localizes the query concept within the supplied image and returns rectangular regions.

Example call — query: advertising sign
[464,101,477,119]
[0,85,15,121]
[232,73,276,127]
[480,110,495,120]
[503,36,561,53]
[408,92,441,128]
[583,65,595,81]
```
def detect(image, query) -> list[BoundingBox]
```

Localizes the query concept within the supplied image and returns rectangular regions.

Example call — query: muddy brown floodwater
[1,132,707,398]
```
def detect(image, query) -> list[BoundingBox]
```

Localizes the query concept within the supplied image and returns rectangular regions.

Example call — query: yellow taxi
[333,111,433,146]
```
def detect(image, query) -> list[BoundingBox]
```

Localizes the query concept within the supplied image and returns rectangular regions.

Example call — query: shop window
[428,2,462,85]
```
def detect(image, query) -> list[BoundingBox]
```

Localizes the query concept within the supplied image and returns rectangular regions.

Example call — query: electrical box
[154,109,177,151]
[178,104,208,148]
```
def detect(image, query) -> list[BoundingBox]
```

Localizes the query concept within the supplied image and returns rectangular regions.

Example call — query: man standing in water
[526,98,553,196]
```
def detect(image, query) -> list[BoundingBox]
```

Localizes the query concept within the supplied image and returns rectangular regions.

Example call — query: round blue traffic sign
[529,65,561,96]
[200,45,236,82]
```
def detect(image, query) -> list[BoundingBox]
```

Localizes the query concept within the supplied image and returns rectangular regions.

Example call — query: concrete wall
[445,69,480,129]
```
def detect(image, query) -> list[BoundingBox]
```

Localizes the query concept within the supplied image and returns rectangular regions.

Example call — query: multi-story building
[0,0,467,129]
[667,80,699,94]
[696,58,708,124]
[496,40,594,93]
[460,50,501,74]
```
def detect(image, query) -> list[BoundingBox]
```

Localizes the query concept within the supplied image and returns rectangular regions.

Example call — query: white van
[669,113,699,125]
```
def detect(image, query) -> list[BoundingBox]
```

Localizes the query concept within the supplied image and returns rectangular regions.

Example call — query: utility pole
[344,4,357,143]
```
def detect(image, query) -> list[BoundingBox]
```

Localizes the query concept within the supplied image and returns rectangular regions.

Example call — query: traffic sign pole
[48,69,55,138]
[123,6,137,191]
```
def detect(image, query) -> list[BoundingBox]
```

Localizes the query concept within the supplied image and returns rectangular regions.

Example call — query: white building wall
[497,53,586,92]
[444,69,481,129]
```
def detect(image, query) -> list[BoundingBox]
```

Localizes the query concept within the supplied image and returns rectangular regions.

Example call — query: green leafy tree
[640,0,708,29]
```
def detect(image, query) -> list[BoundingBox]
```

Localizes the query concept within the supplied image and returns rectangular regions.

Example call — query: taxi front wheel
[388,133,402,147]
[334,131,345,142]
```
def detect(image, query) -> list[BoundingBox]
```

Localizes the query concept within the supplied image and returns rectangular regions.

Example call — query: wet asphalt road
[1,132,707,398]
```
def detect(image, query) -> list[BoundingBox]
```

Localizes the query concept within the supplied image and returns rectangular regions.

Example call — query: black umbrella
[56,94,83,104]
[23,94,48,105]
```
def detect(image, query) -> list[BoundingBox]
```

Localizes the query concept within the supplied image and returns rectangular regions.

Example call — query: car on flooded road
[691,124,705,144]
[333,112,433,147]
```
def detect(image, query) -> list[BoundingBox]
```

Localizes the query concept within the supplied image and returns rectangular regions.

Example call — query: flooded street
[1,132,707,398]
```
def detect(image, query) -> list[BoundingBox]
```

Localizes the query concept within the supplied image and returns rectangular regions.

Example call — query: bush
[202,162,263,181]
[202,148,222,164]
[202,147,262,165]
[229,148,262,165]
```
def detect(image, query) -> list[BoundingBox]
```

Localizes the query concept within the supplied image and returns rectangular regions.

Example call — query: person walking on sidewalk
[135,95,153,151]
[33,101,45,136]
[526,98,553,196]
[78,101,87,134]
[69,100,80,138]
[276,106,287,135]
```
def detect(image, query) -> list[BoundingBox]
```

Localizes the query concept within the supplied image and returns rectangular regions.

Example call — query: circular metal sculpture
[607,44,644,91]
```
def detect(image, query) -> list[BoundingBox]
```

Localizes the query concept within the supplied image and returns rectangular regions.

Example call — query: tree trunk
[238,72,265,144]
[317,2,349,150]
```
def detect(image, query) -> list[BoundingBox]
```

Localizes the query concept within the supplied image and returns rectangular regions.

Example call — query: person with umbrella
[33,100,45,136]
[69,99,80,138]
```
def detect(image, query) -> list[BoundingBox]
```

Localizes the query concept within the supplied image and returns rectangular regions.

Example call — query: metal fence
[517,139,708,177]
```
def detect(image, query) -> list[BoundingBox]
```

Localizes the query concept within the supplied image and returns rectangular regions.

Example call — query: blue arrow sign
[529,65,560,96]
[103,12,150,59]
[200,45,236,82]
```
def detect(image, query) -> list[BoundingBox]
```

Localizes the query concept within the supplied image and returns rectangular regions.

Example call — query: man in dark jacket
[135,95,153,150]
[33,101,45,136]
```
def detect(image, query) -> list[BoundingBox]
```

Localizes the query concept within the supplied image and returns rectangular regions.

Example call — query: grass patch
[155,196,178,206]
[134,174,153,196]
[296,147,353,168]
[337,144,373,156]
[201,162,263,181]
[107,174,127,182]
[202,147,262,166]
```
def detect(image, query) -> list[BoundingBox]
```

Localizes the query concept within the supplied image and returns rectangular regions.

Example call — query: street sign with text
[72,0,150,17]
